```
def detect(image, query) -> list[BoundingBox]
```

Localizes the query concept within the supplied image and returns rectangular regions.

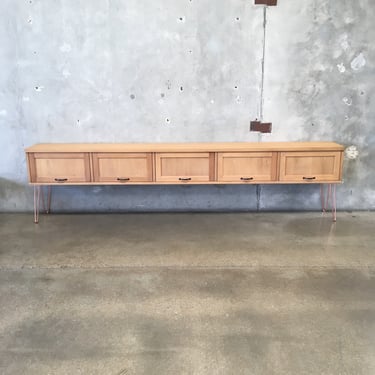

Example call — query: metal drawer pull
[240,177,254,181]
[303,177,316,180]
[179,177,192,181]
[117,177,130,182]
[54,178,68,183]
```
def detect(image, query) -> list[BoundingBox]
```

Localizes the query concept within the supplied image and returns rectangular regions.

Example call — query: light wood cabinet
[92,153,152,183]
[28,152,91,183]
[25,142,345,222]
[25,142,344,185]
[155,153,215,183]
[217,152,277,182]
[279,151,342,182]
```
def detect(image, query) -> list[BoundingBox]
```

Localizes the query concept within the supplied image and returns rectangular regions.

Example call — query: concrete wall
[0,0,374,212]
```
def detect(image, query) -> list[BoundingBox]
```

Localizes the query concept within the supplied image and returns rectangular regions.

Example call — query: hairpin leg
[331,184,337,222]
[40,185,52,214]
[46,185,52,214]
[320,184,326,213]
[41,186,45,213]
[326,184,331,214]
[320,184,337,222]
[34,185,41,224]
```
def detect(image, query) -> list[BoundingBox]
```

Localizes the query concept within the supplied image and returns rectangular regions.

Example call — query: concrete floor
[1,212,375,374]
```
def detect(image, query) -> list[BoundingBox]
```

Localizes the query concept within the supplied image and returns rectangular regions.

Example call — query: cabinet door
[279,152,342,182]
[28,153,91,183]
[155,153,215,182]
[92,153,152,183]
[217,152,277,182]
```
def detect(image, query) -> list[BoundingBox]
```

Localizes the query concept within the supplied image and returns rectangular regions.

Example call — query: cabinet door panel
[218,152,277,182]
[30,153,91,183]
[155,153,214,182]
[279,152,342,182]
[93,153,152,182]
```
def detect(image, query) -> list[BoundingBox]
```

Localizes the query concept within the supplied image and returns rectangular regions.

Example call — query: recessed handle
[240,177,254,181]
[303,177,316,180]
[117,177,130,182]
[54,178,68,183]
[179,177,192,181]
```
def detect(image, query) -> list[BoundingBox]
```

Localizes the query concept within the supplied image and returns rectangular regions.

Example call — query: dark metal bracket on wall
[250,121,272,133]
[254,0,277,5]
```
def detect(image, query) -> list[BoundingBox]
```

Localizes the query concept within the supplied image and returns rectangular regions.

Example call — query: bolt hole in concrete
[180,86,184,92]
[342,97,352,106]
[165,118,170,124]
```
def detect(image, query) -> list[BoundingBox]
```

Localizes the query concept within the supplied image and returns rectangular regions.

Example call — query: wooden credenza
[25,142,344,222]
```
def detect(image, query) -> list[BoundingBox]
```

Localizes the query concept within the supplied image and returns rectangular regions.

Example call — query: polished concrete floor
[1,212,375,374]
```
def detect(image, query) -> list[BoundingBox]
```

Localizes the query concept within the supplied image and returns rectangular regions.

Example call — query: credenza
[25,142,344,223]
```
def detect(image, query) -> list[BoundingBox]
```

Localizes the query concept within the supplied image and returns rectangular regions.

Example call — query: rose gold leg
[320,184,326,213]
[34,185,41,224]
[326,184,331,214]
[320,184,337,222]
[40,186,52,214]
[331,184,337,222]
[41,186,46,213]
[46,185,52,214]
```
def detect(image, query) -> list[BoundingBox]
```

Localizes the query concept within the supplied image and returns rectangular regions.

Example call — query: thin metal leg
[34,185,41,224]
[320,184,337,222]
[331,184,337,222]
[40,186,52,214]
[46,186,52,214]
[326,184,331,214]
[41,186,46,213]
[320,184,326,213]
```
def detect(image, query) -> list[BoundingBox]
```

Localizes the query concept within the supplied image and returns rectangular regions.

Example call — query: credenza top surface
[26,142,344,153]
